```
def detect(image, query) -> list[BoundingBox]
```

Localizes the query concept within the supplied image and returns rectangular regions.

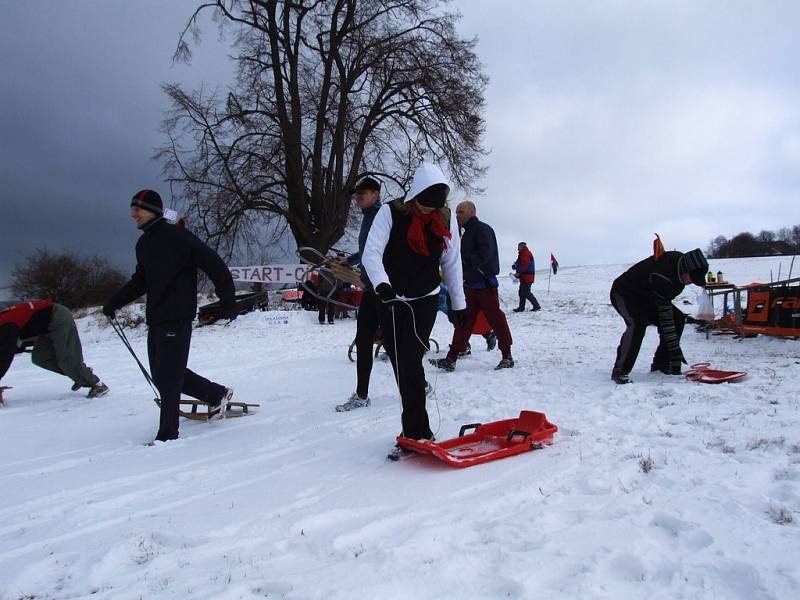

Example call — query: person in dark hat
[103,189,237,442]
[335,176,383,411]
[361,163,466,458]
[610,248,709,384]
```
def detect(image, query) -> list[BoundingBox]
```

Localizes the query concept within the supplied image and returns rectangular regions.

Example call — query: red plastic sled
[685,362,747,384]
[396,410,557,468]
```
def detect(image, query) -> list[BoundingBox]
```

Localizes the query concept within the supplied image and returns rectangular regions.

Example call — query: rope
[383,296,441,438]
[107,316,159,398]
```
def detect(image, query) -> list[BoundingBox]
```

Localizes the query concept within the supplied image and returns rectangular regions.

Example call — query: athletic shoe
[457,342,472,357]
[484,332,497,351]
[328,319,335,324]
[495,357,515,370]
[387,444,414,461]
[429,357,456,372]
[87,382,109,398]
[336,393,370,412]
[531,306,541,312]
[512,308,525,313]
[209,387,234,421]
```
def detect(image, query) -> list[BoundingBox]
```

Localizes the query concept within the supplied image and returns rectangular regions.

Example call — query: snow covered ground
[1,256,798,600]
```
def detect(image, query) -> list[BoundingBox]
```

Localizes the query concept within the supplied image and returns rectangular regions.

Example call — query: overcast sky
[2,1,799,297]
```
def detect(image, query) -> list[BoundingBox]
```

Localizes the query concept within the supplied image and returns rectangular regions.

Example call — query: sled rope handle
[385,296,442,438]
[107,316,160,398]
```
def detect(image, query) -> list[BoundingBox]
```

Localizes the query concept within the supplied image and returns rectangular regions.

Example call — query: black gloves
[452,309,468,329]
[102,303,116,319]
[375,283,396,304]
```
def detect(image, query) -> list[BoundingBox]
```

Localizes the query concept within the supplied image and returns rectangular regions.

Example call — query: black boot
[611,368,631,384]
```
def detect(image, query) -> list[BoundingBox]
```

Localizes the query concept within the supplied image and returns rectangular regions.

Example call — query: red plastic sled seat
[397,410,557,468]
[684,362,747,384]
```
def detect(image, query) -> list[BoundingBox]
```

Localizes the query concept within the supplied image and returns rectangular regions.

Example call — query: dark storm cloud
[0,0,229,296]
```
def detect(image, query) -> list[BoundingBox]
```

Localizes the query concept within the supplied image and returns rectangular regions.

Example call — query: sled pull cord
[107,316,160,398]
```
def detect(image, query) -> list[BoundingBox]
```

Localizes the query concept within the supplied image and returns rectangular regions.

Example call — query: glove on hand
[375,283,396,304]
[453,309,469,329]
[102,303,116,319]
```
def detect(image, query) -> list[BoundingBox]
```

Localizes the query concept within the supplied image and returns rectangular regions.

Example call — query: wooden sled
[153,398,260,421]
[684,363,747,384]
[0,386,11,406]
[396,410,557,468]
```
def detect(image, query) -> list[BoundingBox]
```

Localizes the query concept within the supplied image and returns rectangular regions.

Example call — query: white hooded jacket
[362,163,466,310]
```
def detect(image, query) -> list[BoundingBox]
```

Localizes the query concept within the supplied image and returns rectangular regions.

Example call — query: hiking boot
[611,370,631,384]
[457,342,472,357]
[429,357,456,372]
[71,382,83,392]
[495,356,514,370]
[336,393,370,412]
[484,332,497,351]
[87,382,109,398]
[512,307,525,313]
[209,388,234,421]
[650,362,682,375]
[531,306,541,312]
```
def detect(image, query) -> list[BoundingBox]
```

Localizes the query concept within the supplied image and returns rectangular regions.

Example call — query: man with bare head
[431,200,514,372]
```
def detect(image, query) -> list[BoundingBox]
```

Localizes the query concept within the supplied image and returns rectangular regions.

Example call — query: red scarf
[407,203,452,256]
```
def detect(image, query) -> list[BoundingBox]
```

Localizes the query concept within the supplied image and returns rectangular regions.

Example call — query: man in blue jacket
[430,201,514,371]
[103,189,237,442]
[335,177,382,411]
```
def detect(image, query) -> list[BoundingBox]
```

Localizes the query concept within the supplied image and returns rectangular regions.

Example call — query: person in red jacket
[0,299,108,398]
[511,242,541,311]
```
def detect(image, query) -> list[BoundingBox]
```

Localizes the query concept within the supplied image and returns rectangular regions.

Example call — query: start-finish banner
[228,264,310,284]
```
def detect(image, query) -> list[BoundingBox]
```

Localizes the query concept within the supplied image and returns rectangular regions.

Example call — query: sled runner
[684,363,747,384]
[153,398,260,421]
[395,410,557,468]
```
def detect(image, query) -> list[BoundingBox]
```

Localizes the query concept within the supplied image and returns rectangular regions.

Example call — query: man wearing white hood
[362,163,467,457]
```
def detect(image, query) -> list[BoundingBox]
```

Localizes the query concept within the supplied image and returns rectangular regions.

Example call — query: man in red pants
[430,201,514,371]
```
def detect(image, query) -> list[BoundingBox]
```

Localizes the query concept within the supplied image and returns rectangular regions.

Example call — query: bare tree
[158,0,487,258]
[757,229,776,243]
[9,248,127,310]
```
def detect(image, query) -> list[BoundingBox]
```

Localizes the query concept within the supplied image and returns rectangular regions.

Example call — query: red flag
[653,234,665,261]
[550,253,558,275]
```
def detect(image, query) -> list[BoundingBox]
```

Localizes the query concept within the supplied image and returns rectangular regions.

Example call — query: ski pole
[107,316,159,398]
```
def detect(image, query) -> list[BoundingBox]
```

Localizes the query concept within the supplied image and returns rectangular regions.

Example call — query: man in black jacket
[430,200,514,371]
[610,248,708,384]
[103,190,237,442]
[336,176,382,411]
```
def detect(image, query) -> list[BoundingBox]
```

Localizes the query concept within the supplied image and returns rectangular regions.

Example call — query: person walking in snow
[512,242,541,311]
[0,300,109,398]
[430,200,514,372]
[335,176,383,412]
[362,163,466,456]
[610,248,709,384]
[103,189,237,442]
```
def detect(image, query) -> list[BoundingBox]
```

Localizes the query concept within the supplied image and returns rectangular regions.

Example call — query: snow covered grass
[1,257,798,599]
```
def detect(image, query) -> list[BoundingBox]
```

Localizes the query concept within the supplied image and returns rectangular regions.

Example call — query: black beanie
[415,183,448,209]
[680,248,709,286]
[130,189,163,216]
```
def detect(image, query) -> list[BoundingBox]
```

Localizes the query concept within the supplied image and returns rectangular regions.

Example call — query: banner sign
[229,264,310,284]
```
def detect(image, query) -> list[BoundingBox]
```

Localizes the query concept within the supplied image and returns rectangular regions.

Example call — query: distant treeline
[707,226,800,259]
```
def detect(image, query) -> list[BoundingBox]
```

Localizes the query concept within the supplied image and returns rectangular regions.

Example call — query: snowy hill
[1,257,798,599]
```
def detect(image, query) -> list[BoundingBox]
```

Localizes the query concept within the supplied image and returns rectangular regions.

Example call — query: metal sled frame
[296,246,363,311]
